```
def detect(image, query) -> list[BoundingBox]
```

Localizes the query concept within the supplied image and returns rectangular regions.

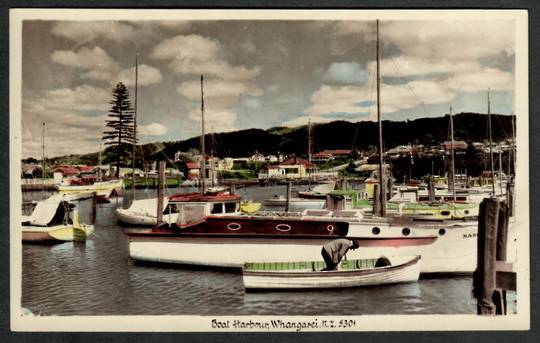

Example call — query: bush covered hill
[38,112,514,165]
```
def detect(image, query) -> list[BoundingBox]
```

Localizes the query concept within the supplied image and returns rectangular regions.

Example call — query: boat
[22,195,94,242]
[263,196,325,209]
[116,192,243,226]
[58,179,123,201]
[298,182,336,200]
[116,197,177,226]
[124,200,477,273]
[242,255,421,290]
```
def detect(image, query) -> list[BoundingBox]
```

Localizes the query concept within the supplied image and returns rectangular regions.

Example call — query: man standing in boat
[321,239,360,271]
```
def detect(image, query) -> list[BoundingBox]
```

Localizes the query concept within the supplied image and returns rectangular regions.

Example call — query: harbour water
[21,185,487,316]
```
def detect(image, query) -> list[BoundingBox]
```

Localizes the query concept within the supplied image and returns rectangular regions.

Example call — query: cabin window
[402,228,411,236]
[372,227,380,235]
[225,202,237,213]
[439,229,446,236]
[441,211,451,216]
[211,203,223,214]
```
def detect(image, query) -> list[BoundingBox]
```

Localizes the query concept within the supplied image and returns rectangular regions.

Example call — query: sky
[20,18,516,159]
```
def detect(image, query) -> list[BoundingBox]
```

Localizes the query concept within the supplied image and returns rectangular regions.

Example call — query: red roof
[78,166,94,172]
[53,166,79,176]
[320,149,352,155]
[280,157,313,167]
[168,192,241,202]
[186,162,199,169]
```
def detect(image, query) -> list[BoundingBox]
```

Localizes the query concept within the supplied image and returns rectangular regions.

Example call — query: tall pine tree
[102,82,135,178]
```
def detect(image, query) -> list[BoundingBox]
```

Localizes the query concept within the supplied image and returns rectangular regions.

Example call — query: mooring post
[387,175,393,201]
[91,191,97,225]
[493,202,509,314]
[285,181,292,213]
[373,184,381,216]
[157,161,166,225]
[428,175,435,202]
[475,197,500,315]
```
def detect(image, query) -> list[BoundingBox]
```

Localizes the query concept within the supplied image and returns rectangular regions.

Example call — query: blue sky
[20,18,515,158]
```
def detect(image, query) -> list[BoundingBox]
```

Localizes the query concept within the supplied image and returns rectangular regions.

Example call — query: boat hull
[125,217,477,274]
[242,256,421,289]
[22,224,94,242]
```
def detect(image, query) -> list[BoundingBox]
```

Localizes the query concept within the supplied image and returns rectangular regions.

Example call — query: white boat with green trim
[242,255,421,290]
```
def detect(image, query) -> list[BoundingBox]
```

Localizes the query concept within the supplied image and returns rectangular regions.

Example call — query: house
[258,157,314,179]
[312,149,352,161]
[185,161,200,180]
[52,165,79,178]
[442,140,468,152]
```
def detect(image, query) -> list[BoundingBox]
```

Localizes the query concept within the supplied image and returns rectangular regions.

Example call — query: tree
[102,82,135,177]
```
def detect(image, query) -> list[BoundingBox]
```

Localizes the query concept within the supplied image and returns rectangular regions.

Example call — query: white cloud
[35,85,111,112]
[177,79,262,103]
[446,67,514,92]
[382,21,515,61]
[187,108,238,133]
[51,46,118,71]
[151,34,261,81]
[116,64,163,86]
[139,123,168,136]
[177,78,263,133]
[303,79,456,122]
[51,21,137,43]
[151,34,221,61]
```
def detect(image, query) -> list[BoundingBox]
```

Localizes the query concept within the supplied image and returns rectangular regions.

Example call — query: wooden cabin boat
[123,200,477,274]
[242,255,421,290]
[22,195,94,242]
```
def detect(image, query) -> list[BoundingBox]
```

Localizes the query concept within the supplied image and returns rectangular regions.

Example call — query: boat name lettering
[463,233,478,239]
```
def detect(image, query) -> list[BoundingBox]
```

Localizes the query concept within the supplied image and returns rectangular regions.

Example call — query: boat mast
[42,122,46,178]
[307,118,312,165]
[376,19,386,216]
[200,75,206,195]
[487,88,495,196]
[131,54,138,201]
[449,105,456,201]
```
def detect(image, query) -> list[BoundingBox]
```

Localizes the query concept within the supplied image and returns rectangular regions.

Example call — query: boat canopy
[22,195,74,227]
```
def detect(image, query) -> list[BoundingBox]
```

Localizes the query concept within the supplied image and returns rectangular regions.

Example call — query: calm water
[21,185,487,316]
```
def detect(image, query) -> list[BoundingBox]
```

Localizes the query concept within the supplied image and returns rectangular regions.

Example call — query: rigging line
[388,56,444,137]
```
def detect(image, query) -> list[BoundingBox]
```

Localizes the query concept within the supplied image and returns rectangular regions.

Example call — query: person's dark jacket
[322,238,353,264]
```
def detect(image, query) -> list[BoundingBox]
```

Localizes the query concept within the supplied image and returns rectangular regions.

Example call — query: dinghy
[22,195,94,242]
[242,255,421,290]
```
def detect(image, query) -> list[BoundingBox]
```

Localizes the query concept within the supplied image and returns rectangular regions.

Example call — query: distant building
[185,161,200,180]
[312,149,352,161]
[258,157,314,179]
[442,140,468,152]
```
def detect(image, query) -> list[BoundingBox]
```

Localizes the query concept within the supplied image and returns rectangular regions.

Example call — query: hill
[37,112,514,165]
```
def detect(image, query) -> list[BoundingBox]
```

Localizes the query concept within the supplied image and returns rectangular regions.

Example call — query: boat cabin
[168,192,242,217]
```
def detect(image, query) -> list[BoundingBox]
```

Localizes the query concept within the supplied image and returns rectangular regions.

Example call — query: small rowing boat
[242,255,421,290]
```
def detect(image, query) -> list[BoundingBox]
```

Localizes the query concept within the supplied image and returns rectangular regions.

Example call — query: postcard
[10,9,529,331]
